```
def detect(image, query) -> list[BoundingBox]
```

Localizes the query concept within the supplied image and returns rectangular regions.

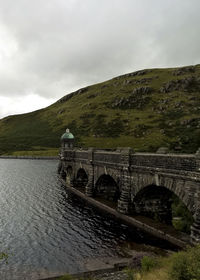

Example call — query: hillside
[0,64,200,155]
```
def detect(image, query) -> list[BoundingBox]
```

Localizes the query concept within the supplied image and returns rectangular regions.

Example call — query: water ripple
[0,159,169,280]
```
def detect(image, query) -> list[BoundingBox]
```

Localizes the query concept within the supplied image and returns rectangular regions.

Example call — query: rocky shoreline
[41,249,164,280]
[92,271,128,280]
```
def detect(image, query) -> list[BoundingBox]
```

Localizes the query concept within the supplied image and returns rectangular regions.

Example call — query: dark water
[0,159,170,280]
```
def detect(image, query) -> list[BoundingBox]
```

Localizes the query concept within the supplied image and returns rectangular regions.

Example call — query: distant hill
[0,64,200,155]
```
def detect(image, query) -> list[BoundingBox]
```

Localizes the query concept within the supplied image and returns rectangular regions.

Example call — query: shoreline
[0,155,58,160]
[41,266,127,280]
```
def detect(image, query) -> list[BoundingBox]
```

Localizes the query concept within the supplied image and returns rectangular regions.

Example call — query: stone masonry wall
[131,153,198,172]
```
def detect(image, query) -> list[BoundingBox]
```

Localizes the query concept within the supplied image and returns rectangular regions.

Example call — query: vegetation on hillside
[127,245,200,280]
[0,64,200,155]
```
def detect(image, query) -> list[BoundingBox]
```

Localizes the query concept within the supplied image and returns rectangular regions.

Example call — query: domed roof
[61,128,74,140]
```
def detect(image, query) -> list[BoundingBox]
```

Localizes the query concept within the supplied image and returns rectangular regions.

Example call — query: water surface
[0,159,169,279]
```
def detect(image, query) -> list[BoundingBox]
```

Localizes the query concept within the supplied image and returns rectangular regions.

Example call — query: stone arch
[131,174,195,214]
[94,174,120,202]
[132,182,194,233]
[94,169,120,190]
[75,168,88,189]
[66,165,73,175]
[133,185,174,224]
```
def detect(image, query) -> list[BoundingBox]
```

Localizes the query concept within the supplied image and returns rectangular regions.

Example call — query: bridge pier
[85,148,94,197]
[117,148,132,214]
[60,168,66,180]
[85,165,94,197]
[117,193,129,214]
[117,167,131,214]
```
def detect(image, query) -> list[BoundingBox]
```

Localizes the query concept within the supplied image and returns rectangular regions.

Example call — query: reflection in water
[0,159,173,280]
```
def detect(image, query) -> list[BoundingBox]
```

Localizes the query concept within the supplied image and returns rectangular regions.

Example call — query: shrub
[58,274,74,280]
[141,256,157,272]
[171,195,194,233]
[169,246,200,280]
[169,252,190,280]
[124,268,136,280]
[0,251,8,263]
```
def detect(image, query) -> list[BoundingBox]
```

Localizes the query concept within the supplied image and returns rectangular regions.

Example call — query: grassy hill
[0,64,200,155]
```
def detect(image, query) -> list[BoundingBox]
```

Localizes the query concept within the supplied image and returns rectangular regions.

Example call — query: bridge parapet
[63,149,199,171]
[131,153,199,173]
[63,148,123,165]
[75,150,88,161]
[93,151,121,165]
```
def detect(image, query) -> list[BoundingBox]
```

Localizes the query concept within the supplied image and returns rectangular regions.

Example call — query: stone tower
[61,128,75,149]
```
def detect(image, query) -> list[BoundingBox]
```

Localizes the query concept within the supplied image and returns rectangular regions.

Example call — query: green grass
[5,148,59,156]
[124,245,200,280]
[0,64,200,155]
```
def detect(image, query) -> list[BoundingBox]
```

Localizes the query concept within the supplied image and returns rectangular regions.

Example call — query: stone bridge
[58,147,200,243]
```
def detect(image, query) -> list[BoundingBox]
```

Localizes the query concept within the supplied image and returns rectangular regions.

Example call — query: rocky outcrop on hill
[127,69,152,77]
[132,86,152,95]
[160,76,200,93]
[122,77,154,86]
[58,86,89,103]
[111,87,152,109]
[173,66,195,76]
[116,69,152,80]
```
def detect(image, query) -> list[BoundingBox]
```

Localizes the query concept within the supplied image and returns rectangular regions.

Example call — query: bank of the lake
[0,155,58,159]
[45,244,200,280]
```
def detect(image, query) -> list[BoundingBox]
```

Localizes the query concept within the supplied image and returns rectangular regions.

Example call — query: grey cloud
[0,0,199,105]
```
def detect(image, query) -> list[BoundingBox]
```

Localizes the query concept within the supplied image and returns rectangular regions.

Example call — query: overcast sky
[0,0,199,118]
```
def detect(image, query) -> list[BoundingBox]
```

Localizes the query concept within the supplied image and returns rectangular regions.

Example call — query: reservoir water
[0,159,172,280]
